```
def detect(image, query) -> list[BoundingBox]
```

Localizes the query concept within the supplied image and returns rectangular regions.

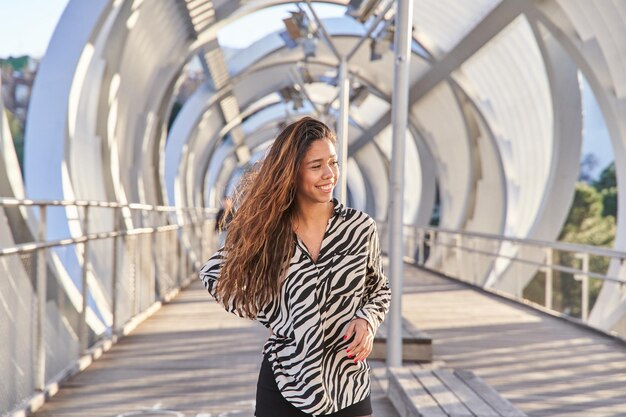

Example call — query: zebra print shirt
[199,199,391,415]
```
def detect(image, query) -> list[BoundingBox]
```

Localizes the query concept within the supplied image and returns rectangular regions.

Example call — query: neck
[294,199,334,229]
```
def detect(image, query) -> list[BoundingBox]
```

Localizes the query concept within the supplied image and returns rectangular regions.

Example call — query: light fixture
[279,85,305,110]
[350,84,369,107]
[298,64,315,84]
[369,20,394,61]
[346,0,384,23]
[281,11,318,58]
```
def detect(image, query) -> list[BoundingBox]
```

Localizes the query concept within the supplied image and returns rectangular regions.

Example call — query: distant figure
[214,197,233,234]
[199,117,390,417]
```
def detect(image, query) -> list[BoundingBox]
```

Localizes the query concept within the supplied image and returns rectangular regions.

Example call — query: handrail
[375,221,625,335]
[430,238,626,284]
[0,197,217,213]
[0,198,217,415]
[423,225,626,261]
[0,224,183,255]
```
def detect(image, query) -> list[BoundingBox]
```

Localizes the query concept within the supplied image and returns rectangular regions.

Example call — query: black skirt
[255,354,372,417]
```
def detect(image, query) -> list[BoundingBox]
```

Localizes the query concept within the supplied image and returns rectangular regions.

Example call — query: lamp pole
[336,57,350,203]
[388,0,413,368]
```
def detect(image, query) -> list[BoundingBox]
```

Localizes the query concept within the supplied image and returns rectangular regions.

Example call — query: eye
[311,165,321,169]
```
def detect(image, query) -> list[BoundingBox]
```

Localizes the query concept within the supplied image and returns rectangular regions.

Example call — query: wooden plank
[411,368,473,417]
[388,367,447,417]
[455,370,527,417]
[433,369,500,417]
[401,265,626,416]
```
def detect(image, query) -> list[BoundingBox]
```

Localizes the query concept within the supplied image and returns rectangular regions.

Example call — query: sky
[0,0,70,58]
[0,0,344,57]
[0,0,615,177]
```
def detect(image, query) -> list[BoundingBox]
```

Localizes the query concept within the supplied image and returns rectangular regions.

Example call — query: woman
[199,117,390,417]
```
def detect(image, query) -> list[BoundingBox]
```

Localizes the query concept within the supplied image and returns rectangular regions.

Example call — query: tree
[549,181,616,318]
[594,161,616,190]
[579,153,599,183]
[559,182,615,247]
[593,162,617,218]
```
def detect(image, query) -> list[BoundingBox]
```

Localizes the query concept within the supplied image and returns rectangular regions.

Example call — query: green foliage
[560,162,617,247]
[594,162,616,190]
[539,162,618,318]
[558,182,615,246]
[594,164,617,218]
[601,187,617,218]
[0,56,29,72]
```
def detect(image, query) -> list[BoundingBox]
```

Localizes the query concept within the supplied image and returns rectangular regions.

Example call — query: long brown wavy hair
[216,116,337,319]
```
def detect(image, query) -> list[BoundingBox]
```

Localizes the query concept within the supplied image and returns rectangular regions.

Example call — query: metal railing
[376,222,626,339]
[0,198,216,416]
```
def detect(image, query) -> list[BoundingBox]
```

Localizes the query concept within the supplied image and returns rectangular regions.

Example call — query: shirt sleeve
[354,221,391,332]
[198,248,250,319]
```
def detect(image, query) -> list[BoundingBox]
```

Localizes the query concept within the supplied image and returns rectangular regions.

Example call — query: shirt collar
[331,197,348,218]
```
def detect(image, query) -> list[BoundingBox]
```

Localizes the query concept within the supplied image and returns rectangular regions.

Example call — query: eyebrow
[306,155,337,165]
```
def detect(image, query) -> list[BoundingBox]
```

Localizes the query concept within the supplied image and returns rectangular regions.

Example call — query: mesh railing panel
[116,235,136,326]
[155,230,177,296]
[0,252,36,415]
[44,246,80,381]
[1,201,214,414]
[88,237,115,305]
[137,233,155,313]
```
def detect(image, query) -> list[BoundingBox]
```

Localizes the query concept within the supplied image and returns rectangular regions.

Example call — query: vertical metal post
[456,234,463,275]
[111,209,120,335]
[388,0,413,368]
[417,229,424,265]
[181,209,188,285]
[199,210,204,268]
[151,208,159,302]
[79,205,90,353]
[137,207,143,313]
[471,237,477,285]
[578,253,590,322]
[516,245,523,298]
[336,57,350,204]
[427,231,434,266]
[544,247,553,309]
[178,228,184,287]
[199,209,206,263]
[35,204,47,390]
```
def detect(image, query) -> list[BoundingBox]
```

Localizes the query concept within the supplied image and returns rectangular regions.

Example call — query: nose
[322,164,334,179]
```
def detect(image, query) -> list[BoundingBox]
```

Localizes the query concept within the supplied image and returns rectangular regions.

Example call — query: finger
[347,327,365,351]
[354,334,373,361]
[347,328,366,355]
[355,341,372,362]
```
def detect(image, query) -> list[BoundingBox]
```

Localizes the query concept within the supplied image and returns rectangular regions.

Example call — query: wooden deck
[402,267,626,417]
[31,263,626,417]
[32,279,398,417]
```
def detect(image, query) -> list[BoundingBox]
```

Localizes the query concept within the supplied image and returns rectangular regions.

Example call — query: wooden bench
[388,366,527,417]
[370,318,433,362]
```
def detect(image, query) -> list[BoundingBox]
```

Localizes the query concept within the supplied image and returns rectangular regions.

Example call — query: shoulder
[341,206,377,231]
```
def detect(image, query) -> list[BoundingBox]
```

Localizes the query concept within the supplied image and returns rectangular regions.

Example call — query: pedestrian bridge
[1,200,626,417]
[3,0,626,416]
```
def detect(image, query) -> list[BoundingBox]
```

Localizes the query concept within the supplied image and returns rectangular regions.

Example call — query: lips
[317,183,334,192]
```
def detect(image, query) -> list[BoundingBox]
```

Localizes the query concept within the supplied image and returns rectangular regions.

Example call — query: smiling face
[295,138,340,205]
